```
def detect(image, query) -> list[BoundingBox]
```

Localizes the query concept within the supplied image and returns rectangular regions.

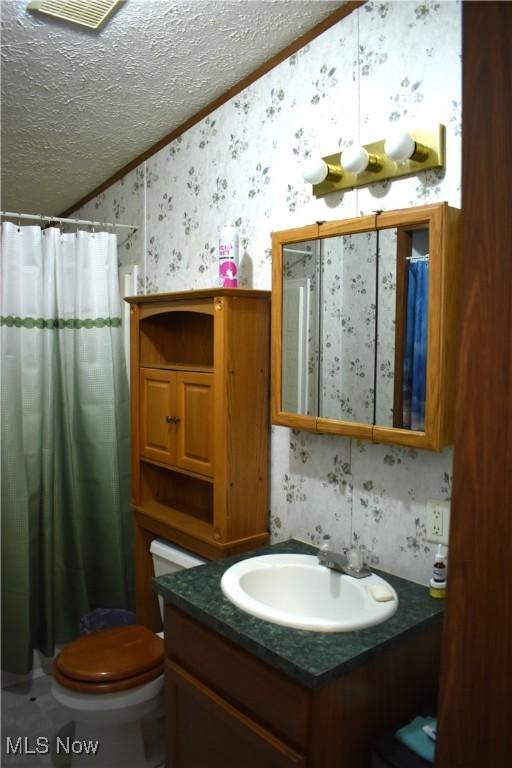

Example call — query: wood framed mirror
[271,202,460,451]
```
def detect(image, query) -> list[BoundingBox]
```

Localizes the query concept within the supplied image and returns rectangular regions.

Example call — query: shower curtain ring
[17,214,21,231]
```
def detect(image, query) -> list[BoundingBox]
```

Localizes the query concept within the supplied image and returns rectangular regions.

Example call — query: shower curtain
[402,259,429,431]
[1,222,133,674]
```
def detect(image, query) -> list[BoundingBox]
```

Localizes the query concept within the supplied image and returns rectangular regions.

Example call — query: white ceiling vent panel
[27,0,124,30]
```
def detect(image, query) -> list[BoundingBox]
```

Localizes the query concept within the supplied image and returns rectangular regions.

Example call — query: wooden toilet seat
[53,625,164,694]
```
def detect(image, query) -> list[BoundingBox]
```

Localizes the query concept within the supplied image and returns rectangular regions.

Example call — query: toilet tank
[150,538,205,620]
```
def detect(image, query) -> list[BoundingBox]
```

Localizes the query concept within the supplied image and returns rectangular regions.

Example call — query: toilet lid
[55,625,164,683]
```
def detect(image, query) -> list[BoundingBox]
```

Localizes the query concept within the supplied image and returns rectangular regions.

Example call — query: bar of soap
[368,583,394,602]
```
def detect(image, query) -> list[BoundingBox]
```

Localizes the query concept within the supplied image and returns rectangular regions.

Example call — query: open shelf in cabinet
[142,362,214,373]
[140,461,213,527]
[140,311,213,369]
[133,502,215,547]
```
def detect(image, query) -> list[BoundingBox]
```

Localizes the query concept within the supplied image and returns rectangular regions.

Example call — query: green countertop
[153,539,443,689]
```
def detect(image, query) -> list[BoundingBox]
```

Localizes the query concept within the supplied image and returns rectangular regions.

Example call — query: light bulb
[302,158,329,185]
[342,146,371,174]
[384,131,417,162]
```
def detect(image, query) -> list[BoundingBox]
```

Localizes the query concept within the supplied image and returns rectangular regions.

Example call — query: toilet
[51,539,204,768]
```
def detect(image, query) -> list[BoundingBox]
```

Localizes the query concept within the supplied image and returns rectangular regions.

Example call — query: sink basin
[221,554,398,632]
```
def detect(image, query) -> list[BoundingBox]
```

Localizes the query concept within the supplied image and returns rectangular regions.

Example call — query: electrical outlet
[426,500,450,544]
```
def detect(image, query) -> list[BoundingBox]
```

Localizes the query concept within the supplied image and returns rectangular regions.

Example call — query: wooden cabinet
[167,661,306,768]
[140,368,214,476]
[126,289,271,627]
[164,604,442,768]
[272,203,460,451]
[175,371,214,476]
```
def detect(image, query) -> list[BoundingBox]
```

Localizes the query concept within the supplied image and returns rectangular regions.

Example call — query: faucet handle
[347,545,363,571]
[318,541,334,569]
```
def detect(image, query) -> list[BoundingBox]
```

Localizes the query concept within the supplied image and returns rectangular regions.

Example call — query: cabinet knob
[165,415,181,424]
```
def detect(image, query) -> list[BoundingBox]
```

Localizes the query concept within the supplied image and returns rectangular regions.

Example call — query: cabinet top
[125,288,271,304]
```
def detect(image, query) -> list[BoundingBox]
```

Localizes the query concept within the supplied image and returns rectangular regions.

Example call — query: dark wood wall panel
[436,3,512,766]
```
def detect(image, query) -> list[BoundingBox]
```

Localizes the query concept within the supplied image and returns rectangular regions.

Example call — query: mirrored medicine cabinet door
[271,203,460,451]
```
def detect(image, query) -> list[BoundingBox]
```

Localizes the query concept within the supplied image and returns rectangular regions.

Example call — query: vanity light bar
[310,124,445,198]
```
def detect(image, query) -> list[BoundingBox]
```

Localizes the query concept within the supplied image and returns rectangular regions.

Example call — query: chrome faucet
[317,544,371,579]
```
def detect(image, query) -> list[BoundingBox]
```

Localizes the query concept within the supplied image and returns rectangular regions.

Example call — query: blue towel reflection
[403,259,428,430]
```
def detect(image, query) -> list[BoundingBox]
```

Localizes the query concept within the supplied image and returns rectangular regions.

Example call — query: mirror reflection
[377,226,429,431]
[374,227,398,428]
[319,232,377,424]
[281,225,429,431]
[282,240,320,416]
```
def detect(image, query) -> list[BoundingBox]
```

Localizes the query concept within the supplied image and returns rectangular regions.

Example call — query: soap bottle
[429,544,447,599]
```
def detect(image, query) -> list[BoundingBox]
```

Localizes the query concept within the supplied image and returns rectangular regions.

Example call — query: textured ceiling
[1,0,343,216]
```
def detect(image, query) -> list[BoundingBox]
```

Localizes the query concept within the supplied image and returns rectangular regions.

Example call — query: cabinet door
[166,661,306,768]
[176,371,214,477]
[140,369,178,466]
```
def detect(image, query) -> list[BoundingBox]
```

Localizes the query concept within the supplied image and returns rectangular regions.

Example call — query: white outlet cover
[426,499,451,545]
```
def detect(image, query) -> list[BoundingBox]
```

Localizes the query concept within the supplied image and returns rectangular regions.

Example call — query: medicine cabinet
[271,203,460,451]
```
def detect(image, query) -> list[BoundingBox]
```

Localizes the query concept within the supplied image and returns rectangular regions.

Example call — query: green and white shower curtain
[1,222,133,674]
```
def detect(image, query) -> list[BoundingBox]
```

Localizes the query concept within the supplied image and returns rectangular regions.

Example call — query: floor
[1,673,166,768]
[1,673,72,767]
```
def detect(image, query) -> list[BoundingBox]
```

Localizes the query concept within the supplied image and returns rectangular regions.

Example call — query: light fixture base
[312,124,445,198]
[324,162,344,182]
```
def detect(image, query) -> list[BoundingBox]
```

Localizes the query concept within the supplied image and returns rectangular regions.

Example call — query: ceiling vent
[27,0,124,30]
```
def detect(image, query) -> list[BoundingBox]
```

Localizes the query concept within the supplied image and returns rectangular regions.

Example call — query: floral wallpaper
[77,1,461,585]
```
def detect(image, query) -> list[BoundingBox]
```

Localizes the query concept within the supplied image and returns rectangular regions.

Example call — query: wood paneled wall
[436,3,512,766]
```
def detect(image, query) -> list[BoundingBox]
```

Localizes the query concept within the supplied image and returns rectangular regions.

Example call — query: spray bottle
[218,224,239,287]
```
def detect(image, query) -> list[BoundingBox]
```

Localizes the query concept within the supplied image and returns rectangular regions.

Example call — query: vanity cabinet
[167,662,305,767]
[272,202,460,451]
[164,603,441,768]
[126,289,271,628]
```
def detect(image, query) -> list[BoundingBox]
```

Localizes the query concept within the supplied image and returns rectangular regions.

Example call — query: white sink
[221,554,398,632]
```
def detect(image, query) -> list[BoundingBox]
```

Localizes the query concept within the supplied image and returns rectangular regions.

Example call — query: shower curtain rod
[1,211,138,231]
